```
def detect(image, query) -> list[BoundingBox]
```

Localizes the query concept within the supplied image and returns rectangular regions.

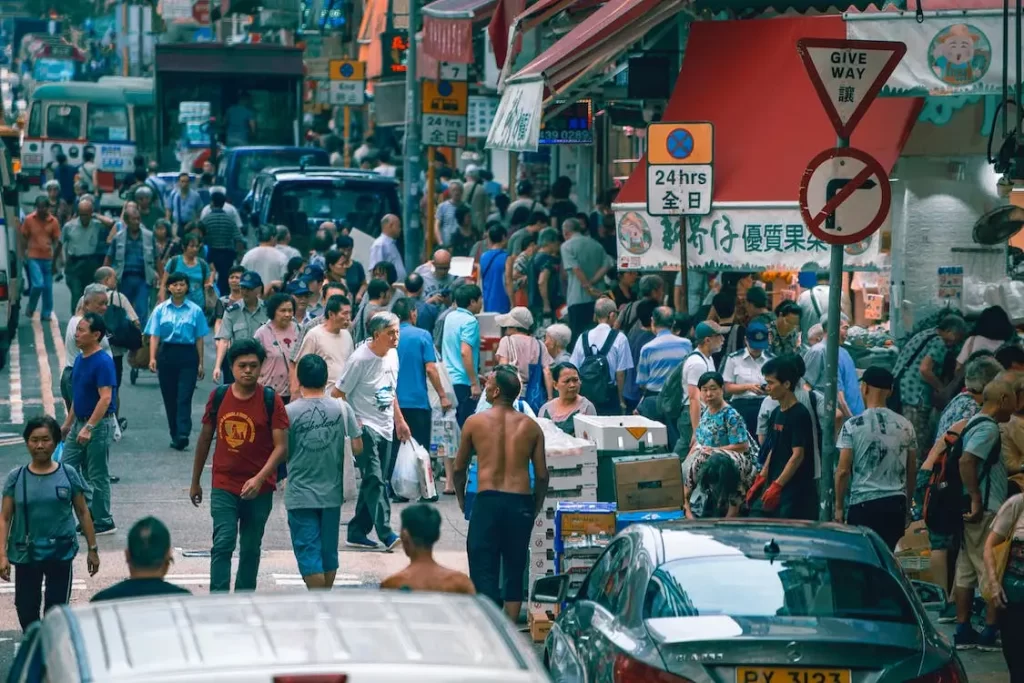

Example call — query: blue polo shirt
[442,308,480,387]
[144,298,210,345]
[636,330,693,393]
[397,322,437,411]
[72,350,118,420]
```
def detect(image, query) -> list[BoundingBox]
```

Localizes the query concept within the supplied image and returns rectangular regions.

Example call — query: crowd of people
[6,161,1024,679]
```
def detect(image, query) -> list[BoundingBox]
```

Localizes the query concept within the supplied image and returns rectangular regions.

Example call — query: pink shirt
[254,322,300,396]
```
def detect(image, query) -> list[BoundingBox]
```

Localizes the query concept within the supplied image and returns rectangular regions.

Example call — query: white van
[8,589,551,683]
[0,144,21,370]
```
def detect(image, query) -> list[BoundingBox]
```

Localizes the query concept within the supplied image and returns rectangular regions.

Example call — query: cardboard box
[896,521,930,553]
[528,611,553,642]
[547,464,598,491]
[575,415,669,451]
[615,508,685,532]
[555,502,618,536]
[614,455,684,512]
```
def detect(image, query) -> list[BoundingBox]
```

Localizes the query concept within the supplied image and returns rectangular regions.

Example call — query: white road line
[0,581,86,594]
[49,313,65,370]
[272,573,362,587]
[30,314,55,419]
[9,330,22,424]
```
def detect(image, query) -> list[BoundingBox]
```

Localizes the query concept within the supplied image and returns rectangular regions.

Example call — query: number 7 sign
[440,62,468,81]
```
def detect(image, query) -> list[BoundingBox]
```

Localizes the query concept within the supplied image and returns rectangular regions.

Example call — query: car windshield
[644,556,916,625]
[272,180,390,236]
[236,151,324,192]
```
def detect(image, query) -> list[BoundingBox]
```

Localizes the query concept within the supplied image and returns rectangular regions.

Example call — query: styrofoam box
[546,465,598,491]
[531,556,557,574]
[530,531,554,552]
[574,415,669,451]
[546,450,598,472]
[534,515,556,533]
[548,485,598,503]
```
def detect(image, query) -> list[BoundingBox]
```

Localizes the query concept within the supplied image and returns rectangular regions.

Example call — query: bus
[20,79,154,204]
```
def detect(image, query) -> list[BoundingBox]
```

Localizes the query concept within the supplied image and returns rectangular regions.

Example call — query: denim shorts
[287,507,341,577]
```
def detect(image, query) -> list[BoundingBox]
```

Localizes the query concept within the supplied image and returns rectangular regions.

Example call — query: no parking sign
[645,122,714,216]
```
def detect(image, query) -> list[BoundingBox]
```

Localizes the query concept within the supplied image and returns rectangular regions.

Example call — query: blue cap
[746,321,769,350]
[303,264,326,282]
[239,271,263,290]
[285,279,312,296]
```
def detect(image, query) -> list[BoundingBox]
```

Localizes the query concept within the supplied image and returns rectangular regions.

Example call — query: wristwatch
[88,545,98,552]
[83,423,94,432]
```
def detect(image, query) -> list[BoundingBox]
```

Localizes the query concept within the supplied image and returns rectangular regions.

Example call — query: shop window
[87,104,130,143]
[46,104,82,139]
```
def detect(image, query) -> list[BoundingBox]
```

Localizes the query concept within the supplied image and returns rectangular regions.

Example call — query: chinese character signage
[613,205,884,271]
[487,79,544,152]
[645,122,713,217]
[468,96,498,139]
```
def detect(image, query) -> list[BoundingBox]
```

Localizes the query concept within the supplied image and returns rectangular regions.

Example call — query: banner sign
[846,13,1005,96]
[612,203,884,272]
[486,78,543,152]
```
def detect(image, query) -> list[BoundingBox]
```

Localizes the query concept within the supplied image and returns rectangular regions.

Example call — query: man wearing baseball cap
[722,321,771,437]
[676,321,725,456]
[214,271,267,385]
[834,366,917,550]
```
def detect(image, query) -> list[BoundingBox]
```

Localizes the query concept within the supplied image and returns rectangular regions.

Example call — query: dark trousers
[847,495,907,550]
[208,247,237,295]
[60,366,73,412]
[387,407,432,484]
[14,559,73,631]
[1000,602,1024,682]
[65,255,103,315]
[157,343,199,442]
[349,427,394,542]
[567,301,596,348]
[467,490,535,606]
[454,384,478,429]
[731,397,764,440]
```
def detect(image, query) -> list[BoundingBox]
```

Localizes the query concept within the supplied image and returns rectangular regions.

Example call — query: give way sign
[798,147,891,246]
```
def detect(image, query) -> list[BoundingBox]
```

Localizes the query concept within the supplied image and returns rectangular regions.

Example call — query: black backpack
[923,415,998,535]
[205,385,277,428]
[579,330,619,405]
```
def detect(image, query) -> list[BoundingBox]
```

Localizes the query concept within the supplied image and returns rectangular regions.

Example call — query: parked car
[8,589,550,682]
[244,166,401,267]
[533,519,964,683]
[216,145,329,210]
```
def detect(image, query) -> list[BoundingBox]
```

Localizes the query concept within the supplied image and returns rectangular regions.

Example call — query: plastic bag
[428,362,459,412]
[411,439,437,500]
[430,408,461,460]
[52,442,63,463]
[391,440,422,501]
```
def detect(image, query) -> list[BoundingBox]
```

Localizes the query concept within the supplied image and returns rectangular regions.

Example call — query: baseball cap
[495,306,534,331]
[746,321,769,350]
[694,321,725,343]
[862,366,895,391]
[285,279,312,297]
[302,264,326,282]
[239,271,264,290]
[746,285,768,309]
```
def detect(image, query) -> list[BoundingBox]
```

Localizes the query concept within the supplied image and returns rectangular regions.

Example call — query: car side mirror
[910,580,947,609]
[532,574,568,604]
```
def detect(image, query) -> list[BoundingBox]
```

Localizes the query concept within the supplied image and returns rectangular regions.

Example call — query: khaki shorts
[954,511,996,590]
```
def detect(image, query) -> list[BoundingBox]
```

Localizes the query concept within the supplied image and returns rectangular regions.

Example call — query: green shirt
[215,301,267,344]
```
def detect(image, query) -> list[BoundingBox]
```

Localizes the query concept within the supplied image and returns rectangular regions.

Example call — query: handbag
[105,290,143,351]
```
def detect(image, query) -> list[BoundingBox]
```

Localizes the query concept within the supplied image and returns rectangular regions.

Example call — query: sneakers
[94,523,117,536]
[955,623,1001,651]
[382,533,401,551]
[345,536,379,550]
[977,626,1001,651]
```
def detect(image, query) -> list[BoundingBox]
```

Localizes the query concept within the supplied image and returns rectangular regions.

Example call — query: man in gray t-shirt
[560,217,611,339]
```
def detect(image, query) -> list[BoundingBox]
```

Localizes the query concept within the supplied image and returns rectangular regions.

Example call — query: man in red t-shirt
[189,338,289,593]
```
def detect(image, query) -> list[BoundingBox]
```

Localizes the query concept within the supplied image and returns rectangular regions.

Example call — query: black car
[244,166,401,264]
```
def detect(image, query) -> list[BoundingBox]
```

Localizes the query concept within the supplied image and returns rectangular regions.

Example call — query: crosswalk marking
[9,328,22,424]
[164,573,211,586]
[0,579,86,595]
[271,573,363,587]
[30,314,55,419]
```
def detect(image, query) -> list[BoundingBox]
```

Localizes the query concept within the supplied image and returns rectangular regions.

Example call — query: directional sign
[646,122,714,216]
[797,38,906,139]
[422,79,468,116]
[329,59,366,82]
[798,147,891,245]
[329,81,365,106]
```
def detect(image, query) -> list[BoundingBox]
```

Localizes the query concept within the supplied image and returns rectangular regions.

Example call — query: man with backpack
[189,339,290,593]
[570,297,634,416]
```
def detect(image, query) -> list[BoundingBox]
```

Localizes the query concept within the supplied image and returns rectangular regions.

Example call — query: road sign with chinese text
[422,80,469,116]
[796,38,906,139]
[329,59,366,81]
[645,122,714,216]
[329,81,365,106]
[422,114,467,148]
[798,147,891,245]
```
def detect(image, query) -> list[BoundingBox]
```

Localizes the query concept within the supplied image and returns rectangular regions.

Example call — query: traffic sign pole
[402,0,423,271]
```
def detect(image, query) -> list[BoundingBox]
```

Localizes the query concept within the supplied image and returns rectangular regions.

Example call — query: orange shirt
[20,211,61,260]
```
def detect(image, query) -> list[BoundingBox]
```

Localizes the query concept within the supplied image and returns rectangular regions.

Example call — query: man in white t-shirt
[833,366,917,551]
[569,297,634,415]
[677,321,724,455]
[291,295,354,393]
[334,311,412,551]
[241,226,289,295]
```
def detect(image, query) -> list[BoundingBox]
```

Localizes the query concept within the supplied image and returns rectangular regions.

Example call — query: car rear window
[272,180,394,237]
[236,151,326,192]
[644,556,916,624]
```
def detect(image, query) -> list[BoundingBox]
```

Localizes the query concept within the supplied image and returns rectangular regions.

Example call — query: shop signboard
[612,203,884,272]
[798,147,892,246]
[796,38,906,139]
[539,101,593,146]
[938,265,964,302]
[468,95,499,139]
[645,122,713,217]
[487,78,544,152]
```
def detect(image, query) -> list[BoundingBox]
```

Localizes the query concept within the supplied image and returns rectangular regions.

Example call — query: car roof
[264,168,397,185]
[48,590,540,680]
[30,82,131,106]
[225,145,323,155]
[653,519,884,567]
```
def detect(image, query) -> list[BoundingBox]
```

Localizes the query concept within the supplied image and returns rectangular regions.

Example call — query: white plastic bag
[428,362,459,412]
[411,438,437,500]
[430,408,461,459]
[391,440,422,500]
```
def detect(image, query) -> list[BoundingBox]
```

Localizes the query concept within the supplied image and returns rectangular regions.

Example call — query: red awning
[490,0,604,71]
[423,0,499,63]
[506,0,687,92]
[616,15,923,205]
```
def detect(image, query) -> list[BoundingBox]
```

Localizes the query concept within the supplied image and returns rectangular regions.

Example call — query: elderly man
[370,214,406,281]
[104,204,156,324]
[134,185,162,231]
[415,248,459,301]
[803,313,863,418]
[544,323,573,365]
[62,284,113,410]
[61,197,108,314]
[242,226,288,295]
[569,297,635,415]
[434,180,463,247]
[276,226,301,261]
[462,165,491,233]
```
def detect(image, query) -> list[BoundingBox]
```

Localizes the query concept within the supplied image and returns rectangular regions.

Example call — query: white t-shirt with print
[336,344,399,439]
[835,407,916,507]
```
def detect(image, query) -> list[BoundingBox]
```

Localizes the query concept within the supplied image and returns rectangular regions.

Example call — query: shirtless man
[380,504,475,594]
[454,365,548,621]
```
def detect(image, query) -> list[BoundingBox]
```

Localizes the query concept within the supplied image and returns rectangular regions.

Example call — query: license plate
[737,668,851,683]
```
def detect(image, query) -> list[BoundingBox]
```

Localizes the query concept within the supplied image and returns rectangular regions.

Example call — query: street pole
[343,106,351,167]
[426,147,437,256]
[818,134,847,522]
[402,0,423,270]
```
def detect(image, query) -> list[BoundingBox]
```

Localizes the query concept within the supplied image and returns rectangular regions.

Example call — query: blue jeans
[26,258,53,318]
[287,507,341,577]
[120,274,150,326]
